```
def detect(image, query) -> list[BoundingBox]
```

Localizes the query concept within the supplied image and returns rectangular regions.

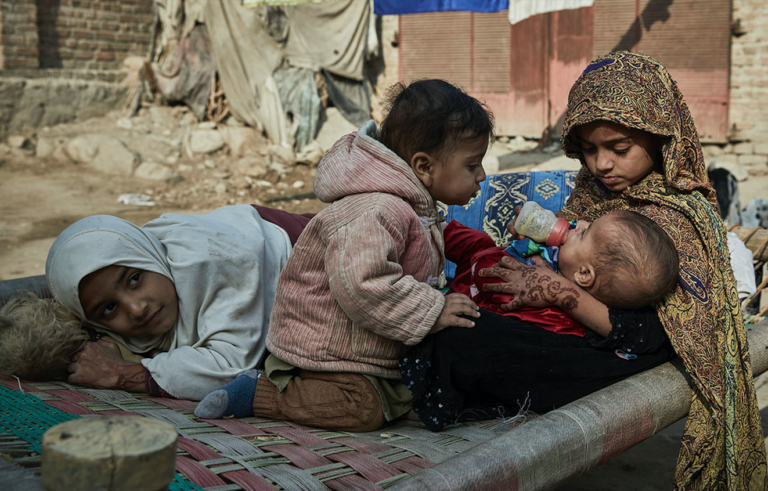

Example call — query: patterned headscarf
[559,51,766,490]
[562,52,717,205]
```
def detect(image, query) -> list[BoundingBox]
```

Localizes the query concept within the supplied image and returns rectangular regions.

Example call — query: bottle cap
[546,218,570,247]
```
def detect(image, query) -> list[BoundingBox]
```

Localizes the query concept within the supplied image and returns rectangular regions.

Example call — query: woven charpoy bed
[3,323,767,491]
[0,371,522,491]
[2,170,768,490]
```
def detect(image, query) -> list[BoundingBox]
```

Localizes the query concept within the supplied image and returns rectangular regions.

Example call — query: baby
[446,209,680,335]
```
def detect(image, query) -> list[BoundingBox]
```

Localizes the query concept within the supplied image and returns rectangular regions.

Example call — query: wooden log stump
[41,416,177,491]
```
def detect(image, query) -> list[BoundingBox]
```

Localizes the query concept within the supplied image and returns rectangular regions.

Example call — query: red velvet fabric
[251,205,315,246]
[444,220,585,337]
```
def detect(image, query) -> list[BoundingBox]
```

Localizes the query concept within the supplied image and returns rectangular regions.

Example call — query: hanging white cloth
[508,0,595,25]
[727,232,757,302]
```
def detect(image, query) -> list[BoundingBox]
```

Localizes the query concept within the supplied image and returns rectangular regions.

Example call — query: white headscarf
[46,205,292,400]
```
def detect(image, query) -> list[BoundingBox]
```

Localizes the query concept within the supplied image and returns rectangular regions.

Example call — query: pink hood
[314,121,437,217]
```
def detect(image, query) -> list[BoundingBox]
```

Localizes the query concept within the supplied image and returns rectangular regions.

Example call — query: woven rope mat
[0,372,521,490]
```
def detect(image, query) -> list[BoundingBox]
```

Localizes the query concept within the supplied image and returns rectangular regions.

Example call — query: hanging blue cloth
[374,0,508,15]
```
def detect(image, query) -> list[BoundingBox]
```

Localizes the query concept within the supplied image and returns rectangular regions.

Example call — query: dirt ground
[0,107,328,281]
[2,109,768,489]
[0,159,324,280]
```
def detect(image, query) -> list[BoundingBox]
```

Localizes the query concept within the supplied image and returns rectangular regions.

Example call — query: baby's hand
[430,293,480,334]
[506,205,527,241]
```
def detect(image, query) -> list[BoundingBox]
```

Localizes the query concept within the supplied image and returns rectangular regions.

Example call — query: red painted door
[398,2,729,141]
[398,8,594,138]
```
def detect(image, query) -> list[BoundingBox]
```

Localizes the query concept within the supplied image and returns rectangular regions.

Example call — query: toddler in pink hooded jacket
[196,80,495,431]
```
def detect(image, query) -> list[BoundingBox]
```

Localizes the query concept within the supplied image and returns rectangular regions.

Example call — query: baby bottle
[513,201,570,246]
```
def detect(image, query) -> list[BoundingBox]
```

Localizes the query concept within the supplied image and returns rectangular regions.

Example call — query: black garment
[584,305,669,354]
[401,308,674,431]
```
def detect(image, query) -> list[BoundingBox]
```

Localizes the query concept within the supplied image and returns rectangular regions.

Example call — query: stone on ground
[296,140,324,166]
[268,144,295,165]
[116,117,133,130]
[91,137,140,176]
[235,156,268,178]
[222,126,260,157]
[64,134,107,163]
[64,134,140,176]
[35,138,56,158]
[135,161,174,181]
[190,129,225,154]
[7,135,30,149]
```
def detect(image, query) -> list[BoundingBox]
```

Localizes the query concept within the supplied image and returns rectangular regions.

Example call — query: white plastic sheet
[508,0,595,25]
[728,231,757,301]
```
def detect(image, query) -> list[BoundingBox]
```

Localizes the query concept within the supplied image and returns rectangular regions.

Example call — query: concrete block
[702,144,725,159]
[754,142,768,155]
[739,153,768,166]
[733,142,755,154]
[715,153,739,166]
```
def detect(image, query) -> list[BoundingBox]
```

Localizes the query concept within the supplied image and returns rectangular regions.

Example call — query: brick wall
[708,0,768,177]
[731,0,768,142]
[36,0,154,70]
[0,0,153,71]
[0,0,40,69]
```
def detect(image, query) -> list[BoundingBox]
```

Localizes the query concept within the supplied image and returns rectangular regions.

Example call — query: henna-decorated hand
[480,255,581,311]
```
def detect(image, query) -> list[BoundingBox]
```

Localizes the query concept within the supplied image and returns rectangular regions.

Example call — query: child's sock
[194,369,262,419]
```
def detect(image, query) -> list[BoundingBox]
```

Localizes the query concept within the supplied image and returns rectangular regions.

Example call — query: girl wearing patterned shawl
[555,51,767,489]
[401,51,766,489]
